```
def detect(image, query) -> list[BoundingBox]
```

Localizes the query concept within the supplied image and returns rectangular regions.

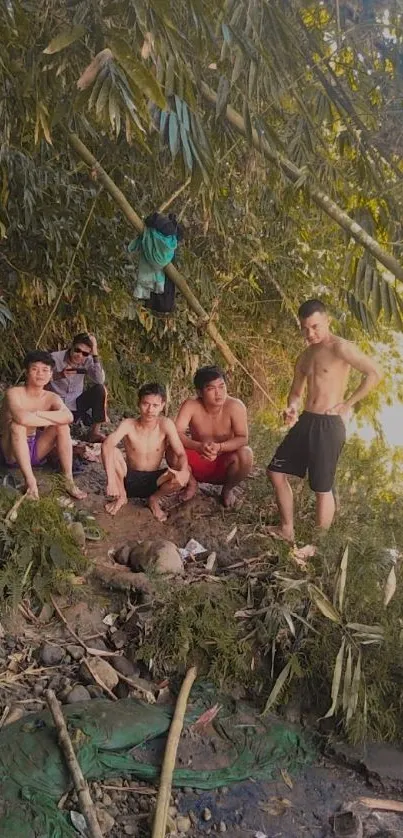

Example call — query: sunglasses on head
[73,347,91,357]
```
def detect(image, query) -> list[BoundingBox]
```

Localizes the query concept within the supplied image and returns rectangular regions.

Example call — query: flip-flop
[2,473,23,492]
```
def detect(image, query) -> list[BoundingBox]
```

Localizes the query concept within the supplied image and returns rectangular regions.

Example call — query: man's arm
[284,355,307,425]
[333,341,382,410]
[7,391,73,427]
[175,400,203,452]
[164,419,188,470]
[218,400,248,453]
[85,334,106,385]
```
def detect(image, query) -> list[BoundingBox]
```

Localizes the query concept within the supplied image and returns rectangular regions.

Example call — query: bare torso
[123,417,169,471]
[188,397,241,442]
[0,387,55,440]
[300,336,351,413]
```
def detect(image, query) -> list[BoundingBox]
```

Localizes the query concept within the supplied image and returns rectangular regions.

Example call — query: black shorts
[267,411,346,493]
[124,469,166,499]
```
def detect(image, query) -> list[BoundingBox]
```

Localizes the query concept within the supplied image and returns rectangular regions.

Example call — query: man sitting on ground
[0,351,87,500]
[267,298,382,541]
[102,383,190,522]
[172,365,253,508]
[49,333,107,442]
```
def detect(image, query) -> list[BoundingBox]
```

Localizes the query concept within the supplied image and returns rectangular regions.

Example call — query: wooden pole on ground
[200,83,403,283]
[151,666,197,838]
[45,689,104,838]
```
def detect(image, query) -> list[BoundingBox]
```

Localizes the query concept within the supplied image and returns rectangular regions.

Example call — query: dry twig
[45,689,104,838]
[151,666,197,838]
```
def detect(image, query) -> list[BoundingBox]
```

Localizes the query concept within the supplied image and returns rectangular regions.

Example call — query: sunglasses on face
[73,347,91,357]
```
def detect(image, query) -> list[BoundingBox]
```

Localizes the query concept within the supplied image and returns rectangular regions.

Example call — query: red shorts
[186,449,231,484]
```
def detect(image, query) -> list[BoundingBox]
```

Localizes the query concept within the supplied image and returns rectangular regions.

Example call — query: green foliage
[0,490,88,613]
[137,580,254,686]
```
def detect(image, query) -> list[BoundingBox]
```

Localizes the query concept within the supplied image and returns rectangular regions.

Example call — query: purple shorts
[0,431,45,468]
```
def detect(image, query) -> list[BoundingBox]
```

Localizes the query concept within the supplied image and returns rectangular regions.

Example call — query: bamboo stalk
[45,689,104,838]
[200,83,403,283]
[151,666,197,838]
[68,133,236,368]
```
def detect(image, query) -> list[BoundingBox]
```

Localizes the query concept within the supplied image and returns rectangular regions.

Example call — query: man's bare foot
[105,495,127,516]
[65,480,87,500]
[221,486,242,510]
[181,474,198,502]
[266,525,294,543]
[88,431,106,443]
[148,496,167,522]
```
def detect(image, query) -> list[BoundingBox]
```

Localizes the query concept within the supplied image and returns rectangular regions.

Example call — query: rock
[48,675,62,691]
[87,685,104,699]
[219,822,227,833]
[68,521,86,551]
[86,637,109,652]
[128,539,184,576]
[95,807,115,834]
[112,656,139,678]
[39,643,64,666]
[177,815,192,833]
[203,808,212,822]
[110,629,128,650]
[114,681,130,699]
[33,681,44,697]
[168,806,178,818]
[114,543,132,565]
[82,657,119,691]
[123,821,137,836]
[66,644,85,661]
[65,685,92,703]
[102,792,113,806]
[38,603,54,623]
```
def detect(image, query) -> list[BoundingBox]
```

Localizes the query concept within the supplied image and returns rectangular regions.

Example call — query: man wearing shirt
[49,333,107,442]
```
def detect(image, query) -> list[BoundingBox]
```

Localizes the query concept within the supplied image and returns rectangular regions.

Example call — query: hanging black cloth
[143,212,184,314]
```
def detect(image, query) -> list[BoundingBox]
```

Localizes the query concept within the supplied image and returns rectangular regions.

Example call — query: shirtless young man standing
[102,383,190,522]
[267,299,382,541]
[172,366,253,508]
[0,351,87,500]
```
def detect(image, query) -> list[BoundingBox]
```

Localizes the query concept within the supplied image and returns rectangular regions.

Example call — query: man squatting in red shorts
[171,366,253,508]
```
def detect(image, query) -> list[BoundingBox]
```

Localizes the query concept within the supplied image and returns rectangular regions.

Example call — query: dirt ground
[0,457,403,837]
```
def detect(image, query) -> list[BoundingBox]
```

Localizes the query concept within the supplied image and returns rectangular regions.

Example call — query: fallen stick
[45,689,104,838]
[357,797,403,813]
[5,491,29,525]
[50,596,118,658]
[151,666,197,838]
[83,659,117,702]
[100,784,156,795]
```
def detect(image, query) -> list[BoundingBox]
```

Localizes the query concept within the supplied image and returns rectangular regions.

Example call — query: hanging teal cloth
[128,228,177,300]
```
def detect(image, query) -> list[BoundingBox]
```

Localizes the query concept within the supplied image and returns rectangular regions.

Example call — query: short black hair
[298,299,327,320]
[72,333,93,350]
[138,382,166,401]
[23,350,55,371]
[193,365,226,391]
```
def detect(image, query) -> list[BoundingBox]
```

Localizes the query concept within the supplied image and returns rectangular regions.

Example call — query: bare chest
[124,426,166,454]
[190,408,233,441]
[304,347,348,382]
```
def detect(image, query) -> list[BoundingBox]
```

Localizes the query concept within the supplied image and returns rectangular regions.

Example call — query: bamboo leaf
[324,637,345,718]
[380,276,392,322]
[338,544,349,612]
[308,584,342,623]
[346,650,361,723]
[96,76,112,118]
[261,661,292,715]
[243,98,253,145]
[372,270,381,318]
[43,24,86,54]
[354,257,366,296]
[282,608,295,637]
[108,35,166,109]
[216,75,230,119]
[362,264,373,303]
[165,54,175,96]
[179,124,193,171]
[168,111,180,158]
[384,565,397,607]
[342,644,352,712]
[346,623,384,634]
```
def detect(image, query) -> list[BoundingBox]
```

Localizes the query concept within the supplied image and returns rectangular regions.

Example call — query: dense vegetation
[1,0,403,414]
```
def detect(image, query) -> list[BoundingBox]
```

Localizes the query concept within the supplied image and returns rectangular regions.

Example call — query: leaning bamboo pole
[200,83,403,283]
[68,133,237,368]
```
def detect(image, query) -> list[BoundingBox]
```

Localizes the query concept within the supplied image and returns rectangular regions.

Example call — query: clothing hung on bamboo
[128,212,183,313]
